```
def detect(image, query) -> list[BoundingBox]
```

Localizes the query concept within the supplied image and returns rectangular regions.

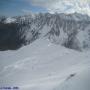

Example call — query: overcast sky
[0,0,90,16]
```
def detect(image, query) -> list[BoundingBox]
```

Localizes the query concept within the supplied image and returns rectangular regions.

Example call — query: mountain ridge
[0,13,90,51]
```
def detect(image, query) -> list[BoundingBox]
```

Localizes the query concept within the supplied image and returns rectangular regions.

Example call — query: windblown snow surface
[0,37,90,90]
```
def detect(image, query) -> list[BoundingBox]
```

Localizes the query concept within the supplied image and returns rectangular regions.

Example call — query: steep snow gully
[0,13,90,90]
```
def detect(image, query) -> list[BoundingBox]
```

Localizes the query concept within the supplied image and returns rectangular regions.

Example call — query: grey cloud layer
[30,0,90,15]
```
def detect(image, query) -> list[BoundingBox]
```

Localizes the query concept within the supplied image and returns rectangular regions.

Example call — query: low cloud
[29,0,90,15]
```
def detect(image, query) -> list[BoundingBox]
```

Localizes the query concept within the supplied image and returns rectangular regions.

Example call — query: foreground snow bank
[0,38,90,90]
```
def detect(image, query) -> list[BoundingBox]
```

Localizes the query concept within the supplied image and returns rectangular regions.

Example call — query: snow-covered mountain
[0,13,90,51]
[0,13,90,90]
[4,17,16,24]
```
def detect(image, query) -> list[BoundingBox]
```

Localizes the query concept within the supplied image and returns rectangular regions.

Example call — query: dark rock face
[0,13,90,51]
[0,22,24,50]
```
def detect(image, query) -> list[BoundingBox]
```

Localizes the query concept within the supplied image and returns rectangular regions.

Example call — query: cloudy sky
[0,0,90,16]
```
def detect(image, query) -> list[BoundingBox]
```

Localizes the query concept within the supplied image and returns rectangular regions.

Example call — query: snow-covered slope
[54,68,90,90]
[0,37,90,90]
